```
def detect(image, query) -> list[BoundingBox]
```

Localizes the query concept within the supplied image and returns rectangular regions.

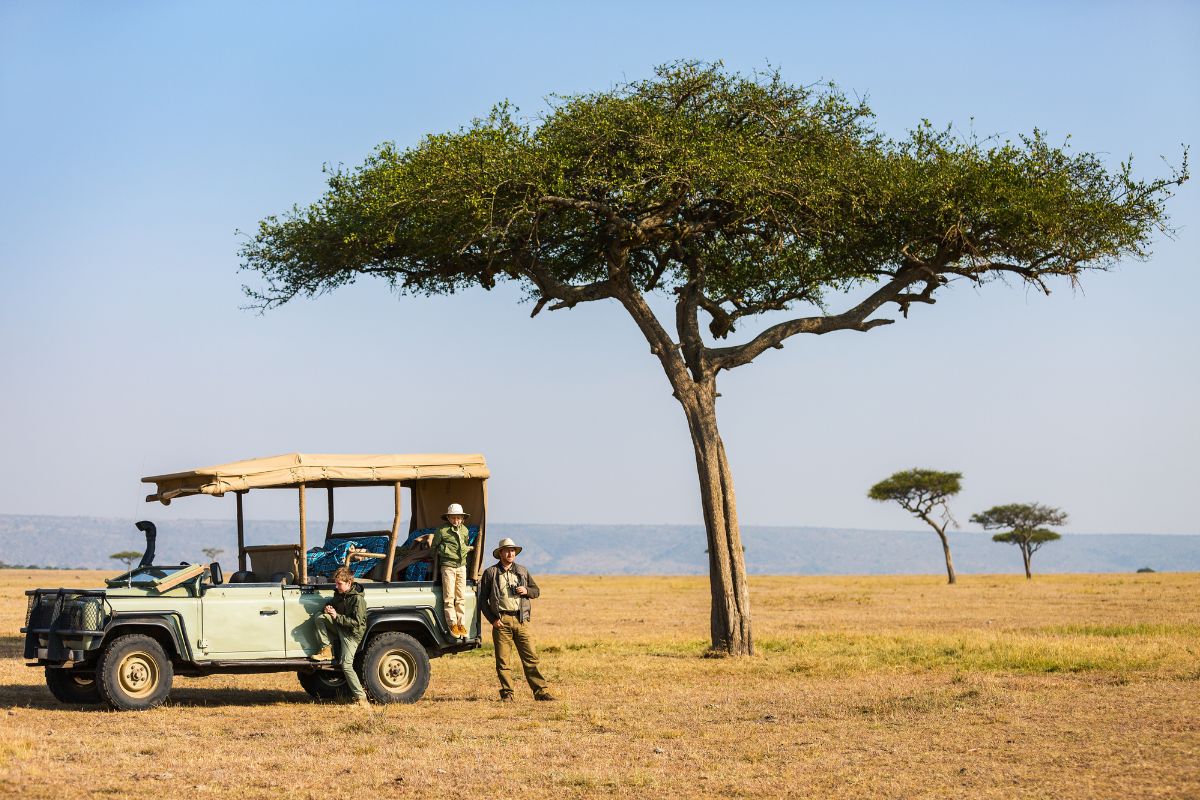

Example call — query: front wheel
[362,632,430,704]
[96,634,173,710]
[298,668,350,700]
[45,668,101,705]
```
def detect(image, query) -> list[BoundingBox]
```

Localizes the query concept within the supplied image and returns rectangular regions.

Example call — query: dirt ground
[1,570,1197,799]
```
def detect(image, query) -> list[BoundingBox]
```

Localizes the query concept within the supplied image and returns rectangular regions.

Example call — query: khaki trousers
[492,611,549,698]
[440,564,467,628]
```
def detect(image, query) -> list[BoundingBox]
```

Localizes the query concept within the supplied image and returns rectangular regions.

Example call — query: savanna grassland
[1,570,1197,799]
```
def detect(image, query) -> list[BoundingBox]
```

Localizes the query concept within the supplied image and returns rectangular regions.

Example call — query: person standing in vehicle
[478,537,554,702]
[308,566,370,707]
[432,503,474,638]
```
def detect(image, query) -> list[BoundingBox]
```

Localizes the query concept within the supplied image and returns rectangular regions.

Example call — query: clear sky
[1,1,1197,533]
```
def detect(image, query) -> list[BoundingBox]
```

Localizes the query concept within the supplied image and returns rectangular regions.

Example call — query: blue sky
[1,1,1197,533]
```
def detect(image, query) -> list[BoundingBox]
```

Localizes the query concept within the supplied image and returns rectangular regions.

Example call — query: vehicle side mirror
[209,562,223,585]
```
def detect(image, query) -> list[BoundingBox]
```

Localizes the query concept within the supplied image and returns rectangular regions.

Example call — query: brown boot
[356,696,371,708]
[308,645,334,662]
[534,690,556,701]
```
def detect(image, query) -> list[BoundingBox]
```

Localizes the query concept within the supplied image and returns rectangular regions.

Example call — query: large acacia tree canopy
[241,61,1187,367]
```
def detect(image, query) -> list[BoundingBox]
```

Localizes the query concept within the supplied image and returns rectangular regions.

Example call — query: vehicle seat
[228,570,258,583]
[269,571,294,585]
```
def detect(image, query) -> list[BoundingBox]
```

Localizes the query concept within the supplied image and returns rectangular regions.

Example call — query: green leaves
[240,59,1186,354]
[868,469,963,504]
[971,502,1068,556]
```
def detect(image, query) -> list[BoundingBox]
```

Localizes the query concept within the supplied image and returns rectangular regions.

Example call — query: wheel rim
[117,651,159,699]
[316,672,346,688]
[376,649,416,692]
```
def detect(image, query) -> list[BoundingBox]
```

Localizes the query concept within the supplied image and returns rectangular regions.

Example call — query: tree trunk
[936,529,956,585]
[676,382,753,655]
[1021,544,1032,579]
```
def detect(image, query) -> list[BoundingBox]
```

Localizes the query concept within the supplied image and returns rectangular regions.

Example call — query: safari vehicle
[23,453,490,710]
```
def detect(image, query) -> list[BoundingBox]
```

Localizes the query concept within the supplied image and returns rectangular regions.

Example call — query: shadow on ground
[0,681,314,709]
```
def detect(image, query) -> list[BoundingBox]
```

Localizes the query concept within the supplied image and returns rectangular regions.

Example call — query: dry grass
[1,569,1198,798]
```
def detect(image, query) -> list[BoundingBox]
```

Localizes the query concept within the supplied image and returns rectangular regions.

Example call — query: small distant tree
[109,551,142,571]
[868,469,962,584]
[970,503,1066,579]
[201,547,225,563]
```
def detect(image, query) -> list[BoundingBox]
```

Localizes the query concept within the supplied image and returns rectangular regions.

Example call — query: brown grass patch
[1,569,1197,798]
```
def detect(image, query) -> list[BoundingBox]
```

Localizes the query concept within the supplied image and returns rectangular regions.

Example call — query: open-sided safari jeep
[23,453,490,710]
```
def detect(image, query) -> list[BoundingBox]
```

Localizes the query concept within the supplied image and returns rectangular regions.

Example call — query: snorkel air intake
[135,520,157,568]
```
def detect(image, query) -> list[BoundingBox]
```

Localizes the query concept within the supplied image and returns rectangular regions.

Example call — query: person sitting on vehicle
[432,503,474,638]
[308,565,369,707]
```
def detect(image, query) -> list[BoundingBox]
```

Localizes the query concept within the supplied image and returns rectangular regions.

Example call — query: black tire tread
[361,631,430,704]
[96,634,173,711]
[44,668,102,705]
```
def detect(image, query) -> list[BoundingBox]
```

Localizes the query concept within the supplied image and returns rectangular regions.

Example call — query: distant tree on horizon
[240,60,1186,655]
[109,551,141,571]
[869,468,962,584]
[201,547,224,563]
[971,503,1066,579]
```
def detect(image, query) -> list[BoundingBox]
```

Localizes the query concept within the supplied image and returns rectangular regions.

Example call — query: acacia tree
[109,551,141,570]
[971,503,1067,579]
[240,61,1186,655]
[868,469,962,584]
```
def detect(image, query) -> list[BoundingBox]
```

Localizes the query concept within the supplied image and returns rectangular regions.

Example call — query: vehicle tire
[45,668,102,705]
[96,634,173,710]
[298,668,350,700]
[362,632,430,704]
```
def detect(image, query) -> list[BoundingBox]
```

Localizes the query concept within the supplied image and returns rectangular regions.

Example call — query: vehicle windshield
[105,565,193,588]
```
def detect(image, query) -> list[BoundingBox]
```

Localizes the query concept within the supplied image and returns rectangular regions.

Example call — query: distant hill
[1,514,1196,575]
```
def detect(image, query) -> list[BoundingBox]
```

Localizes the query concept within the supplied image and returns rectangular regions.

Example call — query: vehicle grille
[25,592,107,632]
[26,593,60,629]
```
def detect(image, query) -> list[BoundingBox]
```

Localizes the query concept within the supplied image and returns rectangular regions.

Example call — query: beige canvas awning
[143,452,490,504]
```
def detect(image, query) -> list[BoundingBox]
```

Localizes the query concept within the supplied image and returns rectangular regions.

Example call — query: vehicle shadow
[0,682,316,710]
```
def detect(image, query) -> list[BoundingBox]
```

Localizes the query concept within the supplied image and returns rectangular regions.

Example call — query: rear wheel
[298,668,350,700]
[362,632,430,704]
[97,634,173,710]
[45,668,101,705]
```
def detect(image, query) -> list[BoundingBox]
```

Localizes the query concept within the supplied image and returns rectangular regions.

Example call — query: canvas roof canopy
[143,452,490,504]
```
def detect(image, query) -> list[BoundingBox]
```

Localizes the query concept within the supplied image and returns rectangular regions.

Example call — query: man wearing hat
[478,537,554,701]
[432,503,474,638]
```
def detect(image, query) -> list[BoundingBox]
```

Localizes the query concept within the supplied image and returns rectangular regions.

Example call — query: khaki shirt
[496,566,521,612]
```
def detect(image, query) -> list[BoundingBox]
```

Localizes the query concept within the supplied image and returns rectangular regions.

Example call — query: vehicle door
[282,585,334,658]
[200,583,286,658]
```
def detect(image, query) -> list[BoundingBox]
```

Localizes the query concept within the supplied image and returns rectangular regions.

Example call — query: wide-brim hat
[441,503,471,522]
[492,537,522,559]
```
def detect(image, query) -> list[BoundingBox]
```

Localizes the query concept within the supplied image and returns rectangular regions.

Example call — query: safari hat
[492,537,522,559]
[441,503,471,522]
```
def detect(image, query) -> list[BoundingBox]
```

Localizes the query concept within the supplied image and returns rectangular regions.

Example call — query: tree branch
[706,267,929,372]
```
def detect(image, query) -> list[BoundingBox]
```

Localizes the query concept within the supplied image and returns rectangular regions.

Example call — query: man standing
[478,537,554,702]
[432,503,474,638]
[308,565,370,707]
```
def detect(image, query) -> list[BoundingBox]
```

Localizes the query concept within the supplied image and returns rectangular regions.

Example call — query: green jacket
[331,582,367,639]
[432,524,473,568]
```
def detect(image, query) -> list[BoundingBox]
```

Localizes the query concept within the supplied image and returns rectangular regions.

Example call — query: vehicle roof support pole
[384,481,402,582]
[236,491,246,571]
[326,486,335,541]
[298,483,308,584]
